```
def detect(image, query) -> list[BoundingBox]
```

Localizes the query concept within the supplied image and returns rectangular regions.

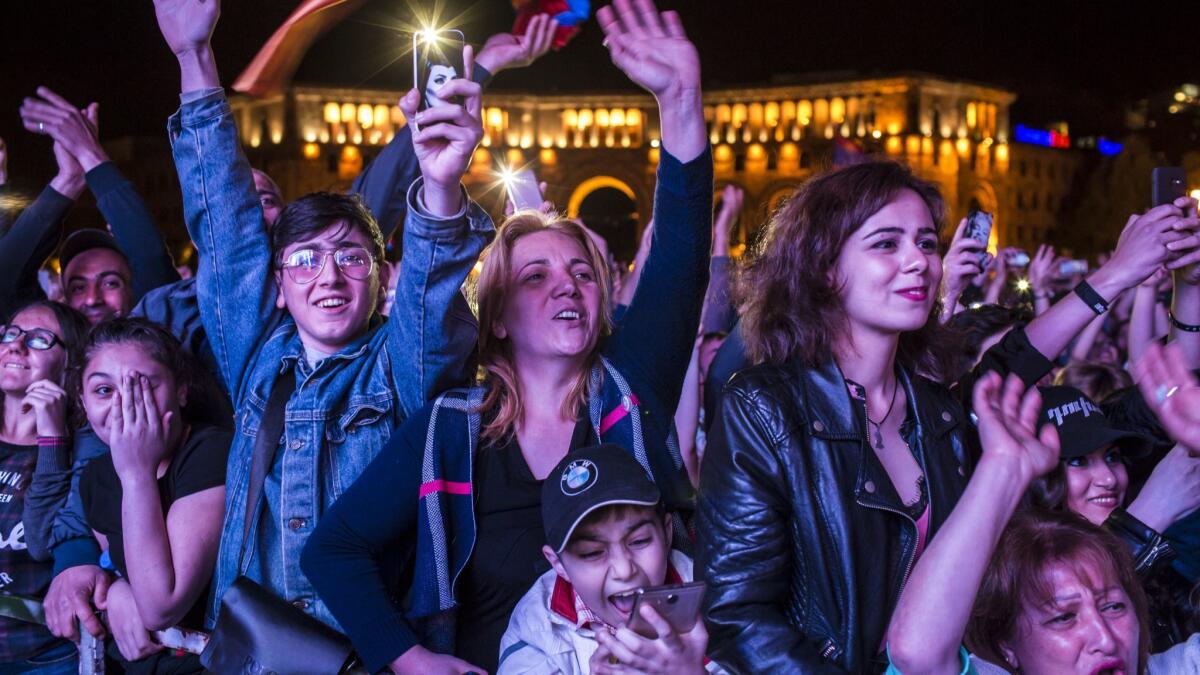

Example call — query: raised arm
[939,218,986,323]
[0,117,85,319]
[701,185,742,334]
[385,49,494,413]
[1168,247,1200,369]
[598,0,713,408]
[1129,270,1167,365]
[886,374,1059,675]
[21,87,181,299]
[1025,199,1198,363]
[154,0,277,401]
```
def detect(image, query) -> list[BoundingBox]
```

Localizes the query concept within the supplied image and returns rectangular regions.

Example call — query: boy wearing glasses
[128,0,493,634]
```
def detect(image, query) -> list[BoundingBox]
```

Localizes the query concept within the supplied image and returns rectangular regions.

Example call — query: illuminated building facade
[214,73,1086,259]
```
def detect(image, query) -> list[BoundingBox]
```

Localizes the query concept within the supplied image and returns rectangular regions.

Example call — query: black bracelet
[1169,309,1200,333]
[1074,280,1110,315]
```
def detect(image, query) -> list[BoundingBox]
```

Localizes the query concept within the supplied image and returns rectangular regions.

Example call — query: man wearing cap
[58,229,135,324]
[498,444,725,675]
[1030,385,1200,649]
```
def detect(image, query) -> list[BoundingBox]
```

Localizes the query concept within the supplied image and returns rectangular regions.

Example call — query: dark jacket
[697,360,975,674]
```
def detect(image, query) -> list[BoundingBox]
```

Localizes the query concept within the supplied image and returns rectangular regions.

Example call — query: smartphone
[1007,251,1030,268]
[1059,259,1088,276]
[504,169,544,211]
[412,29,466,121]
[965,210,993,267]
[624,581,706,639]
[1152,167,1187,208]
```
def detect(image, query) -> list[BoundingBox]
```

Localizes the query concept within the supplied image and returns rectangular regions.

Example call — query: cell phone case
[625,581,706,639]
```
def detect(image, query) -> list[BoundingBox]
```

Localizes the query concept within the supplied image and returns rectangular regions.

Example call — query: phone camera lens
[667,594,678,604]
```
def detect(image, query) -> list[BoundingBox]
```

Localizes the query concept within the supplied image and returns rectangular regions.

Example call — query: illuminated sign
[1014,124,1070,149]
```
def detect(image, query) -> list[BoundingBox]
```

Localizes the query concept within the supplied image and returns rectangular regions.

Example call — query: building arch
[567,176,638,219]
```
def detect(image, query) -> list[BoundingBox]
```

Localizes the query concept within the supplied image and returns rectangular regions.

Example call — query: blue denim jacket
[167,90,493,630]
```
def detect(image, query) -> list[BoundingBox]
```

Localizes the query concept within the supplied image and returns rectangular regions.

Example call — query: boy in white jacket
[498,444,723,675]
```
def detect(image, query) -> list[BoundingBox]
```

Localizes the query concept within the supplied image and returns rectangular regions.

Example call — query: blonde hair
[473,210,614,443]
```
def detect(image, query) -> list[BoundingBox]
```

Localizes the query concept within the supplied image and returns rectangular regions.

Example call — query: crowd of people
[3,0,1200,673]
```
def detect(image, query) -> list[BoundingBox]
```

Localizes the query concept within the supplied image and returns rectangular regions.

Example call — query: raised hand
[152,0,220,92]
[20,88,107,172]
[598,0,698,100]
[1092,198,1200,299]
[22,379,69,438]
[940,218,986,313]
[1134,342,1200,452]
[476,13,558,74]
[152,0,220,57]
[972,372,1061,484]
[0,136,7,184]
[714,184,743,256]
[1126,444,1200,533]
[400,46,483,217]
[1026,243,1057,297]
[108,373,176,484]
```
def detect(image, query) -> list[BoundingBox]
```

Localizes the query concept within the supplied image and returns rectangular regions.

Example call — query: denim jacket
[168,90,493,630]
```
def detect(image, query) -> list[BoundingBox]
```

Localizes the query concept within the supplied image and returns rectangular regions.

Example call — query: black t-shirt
[80,424,230,629]
[0,439,59,662]
[455,415,596,671]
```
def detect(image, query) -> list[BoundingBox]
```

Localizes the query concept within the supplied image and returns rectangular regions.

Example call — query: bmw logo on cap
[561,459,599,496]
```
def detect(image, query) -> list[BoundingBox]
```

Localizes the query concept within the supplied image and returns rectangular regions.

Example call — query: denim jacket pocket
[238,393,267,442]
[326,394,395,499]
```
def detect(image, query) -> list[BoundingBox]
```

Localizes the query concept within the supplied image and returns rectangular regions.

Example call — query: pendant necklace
[866,380,899,450]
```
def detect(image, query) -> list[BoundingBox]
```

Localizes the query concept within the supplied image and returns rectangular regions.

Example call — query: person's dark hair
[943,304,1032,384]
[1054,361,1133,405]
[571,502,669,544]
[270,192,385,263]
[966,509,1151,674]
[2,300,90,424]
[736,160,956,378]
[73,318,225,427]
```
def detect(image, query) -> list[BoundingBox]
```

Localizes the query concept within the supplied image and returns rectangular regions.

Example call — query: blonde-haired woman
[301,2,712,673]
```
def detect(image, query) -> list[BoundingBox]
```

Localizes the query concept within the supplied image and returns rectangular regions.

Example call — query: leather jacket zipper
[821,638,838,660]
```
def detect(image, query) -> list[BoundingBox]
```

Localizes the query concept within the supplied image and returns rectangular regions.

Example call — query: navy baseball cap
[542,444,661,553]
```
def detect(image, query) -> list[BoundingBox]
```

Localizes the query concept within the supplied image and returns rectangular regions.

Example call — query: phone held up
[1151,166,1187,208]
[412,29,466,131]
[503,168,545,212]
[623,581,706,640]
[965,210,993,268]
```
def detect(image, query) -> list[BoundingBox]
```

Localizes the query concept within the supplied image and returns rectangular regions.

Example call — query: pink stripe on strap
[419,479,472,499]
[599,394,640,434]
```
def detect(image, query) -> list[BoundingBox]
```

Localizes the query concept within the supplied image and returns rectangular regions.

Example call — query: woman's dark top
[454,439,550,671]
[80,424,230,629]
[0,438,62,663]
[457,413,594,670]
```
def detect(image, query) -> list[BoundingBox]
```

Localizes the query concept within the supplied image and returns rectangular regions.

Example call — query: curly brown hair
[736,160,956,378]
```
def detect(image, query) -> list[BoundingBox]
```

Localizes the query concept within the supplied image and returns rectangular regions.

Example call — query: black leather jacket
[697,360,975,674]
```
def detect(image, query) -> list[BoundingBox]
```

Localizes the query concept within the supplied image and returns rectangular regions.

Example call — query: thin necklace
[866,379,899,450]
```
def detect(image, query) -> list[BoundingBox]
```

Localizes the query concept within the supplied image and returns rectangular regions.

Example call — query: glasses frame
[278,247,377,285]
[0,325,63,351]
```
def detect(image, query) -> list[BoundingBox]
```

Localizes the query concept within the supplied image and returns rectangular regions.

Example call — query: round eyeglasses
[279,247,375,285]
[0,325,63,351]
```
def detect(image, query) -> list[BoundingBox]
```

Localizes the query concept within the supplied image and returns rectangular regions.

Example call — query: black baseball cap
[59,229,128,273]
[1039,386,1152,460]
[542,444,661,553]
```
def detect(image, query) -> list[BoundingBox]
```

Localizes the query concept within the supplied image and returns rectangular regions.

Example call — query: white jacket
[497,550,726,674]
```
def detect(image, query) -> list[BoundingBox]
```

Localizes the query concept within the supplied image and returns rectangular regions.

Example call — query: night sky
[3,0,1199,189]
